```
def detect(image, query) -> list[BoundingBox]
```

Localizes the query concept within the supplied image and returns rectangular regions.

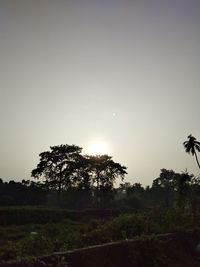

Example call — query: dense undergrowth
[0,206,199,262]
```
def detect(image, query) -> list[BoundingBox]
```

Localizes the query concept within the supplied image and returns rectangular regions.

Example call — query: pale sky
[0,0,200,185]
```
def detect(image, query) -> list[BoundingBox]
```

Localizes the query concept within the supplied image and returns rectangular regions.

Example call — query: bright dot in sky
[112,112,116,117]
[87,140,109,155]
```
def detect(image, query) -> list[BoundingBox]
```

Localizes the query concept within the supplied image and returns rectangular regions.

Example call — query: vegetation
[1,168,199,210]
[31,144,127,206]
[183,134,200,169]
[1,135,200,265]
[0,207,199,262]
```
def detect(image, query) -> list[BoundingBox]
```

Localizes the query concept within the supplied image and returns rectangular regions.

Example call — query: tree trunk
[194,151,200,170]
[57,171,63,206]
[96,170,100,207]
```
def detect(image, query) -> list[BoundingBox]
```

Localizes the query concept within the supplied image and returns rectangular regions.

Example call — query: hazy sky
[0,0,200,185]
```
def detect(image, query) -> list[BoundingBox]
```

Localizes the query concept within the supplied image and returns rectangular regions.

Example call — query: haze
[1,0,200,185]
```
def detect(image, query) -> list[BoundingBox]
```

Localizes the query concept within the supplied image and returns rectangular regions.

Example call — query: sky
[0,0,200,186]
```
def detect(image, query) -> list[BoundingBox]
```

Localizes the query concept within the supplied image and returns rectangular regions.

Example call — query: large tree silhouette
[31,144,82,197]
[86,155,127,206]
[183,134,200,170]
[86,155,127,188]
[31,145,128,206]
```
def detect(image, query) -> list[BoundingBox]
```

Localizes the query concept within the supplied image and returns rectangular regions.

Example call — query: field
[0,206,199,265]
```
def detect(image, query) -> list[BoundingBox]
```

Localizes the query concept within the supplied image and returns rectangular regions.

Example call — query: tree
[31,144,82,198]
[176,170,192,207]
[71,154,92,191]
[87,155,127,188]
[86,155,127,206]
[127,183,144,198]
[152,169,177,207]
[183,134,200,170]
[32,144,128,207]
[152,169,176,189]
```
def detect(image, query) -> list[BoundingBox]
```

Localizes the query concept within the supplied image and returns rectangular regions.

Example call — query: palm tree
[183,134,200,170]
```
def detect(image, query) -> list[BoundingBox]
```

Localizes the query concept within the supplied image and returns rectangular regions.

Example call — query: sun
[87,140,109,155]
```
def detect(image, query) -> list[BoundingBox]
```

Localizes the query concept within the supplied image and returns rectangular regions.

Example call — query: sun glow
[87,140,109,155]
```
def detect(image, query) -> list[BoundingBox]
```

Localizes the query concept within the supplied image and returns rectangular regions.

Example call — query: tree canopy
[31,144,83,193]
[31,144,127,205]
[183,134,200,169]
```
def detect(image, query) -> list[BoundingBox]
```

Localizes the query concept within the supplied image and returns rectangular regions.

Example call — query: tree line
[1,134,200,209]
[1,169,200,210]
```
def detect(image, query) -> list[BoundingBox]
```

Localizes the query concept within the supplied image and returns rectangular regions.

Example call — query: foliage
[31,144,83,193]
[1,140,200,210]
[183,134,200,169]
[0,207,200,262]
[31,144,127,206]
[1,137,200,263]
[1,167,200,210]
[0,180,47,206]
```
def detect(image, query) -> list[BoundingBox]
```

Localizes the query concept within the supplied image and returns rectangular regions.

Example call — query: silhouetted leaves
[31,144,127,206]
[183,134,200,169]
